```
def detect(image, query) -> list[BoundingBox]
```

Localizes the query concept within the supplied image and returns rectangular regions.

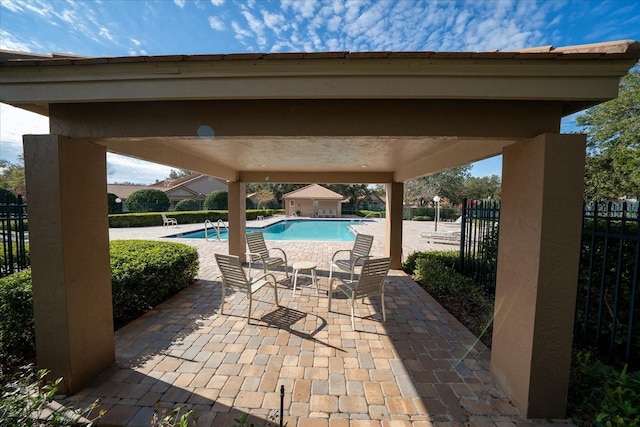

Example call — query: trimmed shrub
[0,270,35,366]
[412,216,432,221]
[204,191,227,209]
[174,198,200,211]
[0,188,17,204]
[124,189,170,213]
[0,241,199,366]
[110,240,199,328]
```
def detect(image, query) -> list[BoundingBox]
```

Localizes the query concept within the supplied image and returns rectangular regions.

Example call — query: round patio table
[292,261,319,294]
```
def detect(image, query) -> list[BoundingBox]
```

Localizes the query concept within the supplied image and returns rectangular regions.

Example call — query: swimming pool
[168,219,365,241]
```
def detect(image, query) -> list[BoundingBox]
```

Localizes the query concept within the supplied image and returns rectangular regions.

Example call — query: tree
[254,188,275,209]
[324,184,369,210]
[577,69,640,200]
[464,175,501,201]
[0,157,26,197]
[405,166,471,205]
[0,187,18,204]
[204,191,228,209]
[107,193,122,214]
[168,169,192,179]
[124,189,170,212]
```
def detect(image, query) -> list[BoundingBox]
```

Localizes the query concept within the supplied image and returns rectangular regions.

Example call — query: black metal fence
[575,201,639,366]
[1,196,29,278]
[458,198,500,294]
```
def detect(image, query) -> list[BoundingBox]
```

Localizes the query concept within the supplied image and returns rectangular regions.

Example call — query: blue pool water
[168,219,361,241]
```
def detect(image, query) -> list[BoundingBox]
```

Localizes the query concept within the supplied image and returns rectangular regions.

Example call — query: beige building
[1,40,639,417]
[283,184,343,217]
[108,173,228,211]
[149,173,228,209]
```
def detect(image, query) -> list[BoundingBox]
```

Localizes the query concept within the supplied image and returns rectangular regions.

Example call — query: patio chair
[246,232,289,278]
[328,256,391,329]
[331,209,337,218]
[317,209,324,218]
[161,213,178,227]
[214,253,278,322]
[328,233,374,283]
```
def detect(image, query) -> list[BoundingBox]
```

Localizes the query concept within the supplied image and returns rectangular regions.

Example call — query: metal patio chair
[328,256,391,329]
[328,233,374,283]
[246,232,289,278]
[214,253,279,322]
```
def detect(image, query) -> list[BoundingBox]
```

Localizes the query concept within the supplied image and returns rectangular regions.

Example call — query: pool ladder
[359,212,381,224]
[204,219,228,241]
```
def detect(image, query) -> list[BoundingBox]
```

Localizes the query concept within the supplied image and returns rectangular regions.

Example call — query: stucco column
[23,135,114,394]
[491,133,585,418]
[228,181,246,262]
[385,182,404,269]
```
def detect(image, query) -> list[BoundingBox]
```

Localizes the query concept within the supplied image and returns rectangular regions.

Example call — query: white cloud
[0,103,171,185]
[106,153,174,185]
[208,16,225,31]
[0,104,49,163]
[174,0,186,8]
[241,10,267,49]
[99,26,114,42]
[211,0,225,5]
[0,0,24,12]
[261,10,286,35]
[131,38,141,46]
[0,29,32,52]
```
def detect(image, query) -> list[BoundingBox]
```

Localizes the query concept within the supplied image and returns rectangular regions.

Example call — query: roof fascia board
[1,57,636,106]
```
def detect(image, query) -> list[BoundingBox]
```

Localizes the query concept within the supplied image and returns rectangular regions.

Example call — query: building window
[290,200,295,207]
[313,199,318,206]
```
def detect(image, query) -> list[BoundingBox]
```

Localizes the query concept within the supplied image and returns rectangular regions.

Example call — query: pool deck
[63,218,573,426]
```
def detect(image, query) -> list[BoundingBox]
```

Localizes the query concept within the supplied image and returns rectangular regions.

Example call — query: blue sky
[1,0,639,184]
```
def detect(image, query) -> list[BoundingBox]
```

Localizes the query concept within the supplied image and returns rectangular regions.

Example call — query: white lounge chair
[246,232,289,278]
[161,213,177,227]
[214,253,279,322]
[331,209,337,218]
[328,257,391,330]
[328,233,374,283]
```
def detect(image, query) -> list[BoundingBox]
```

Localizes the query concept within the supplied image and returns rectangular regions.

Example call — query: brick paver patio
[62,219,572,426]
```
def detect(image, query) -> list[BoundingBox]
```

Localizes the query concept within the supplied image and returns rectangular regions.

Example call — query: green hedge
[110,240,199,328]
[0,240,199,366]
[108,209,279,228]
[0,270,35,366]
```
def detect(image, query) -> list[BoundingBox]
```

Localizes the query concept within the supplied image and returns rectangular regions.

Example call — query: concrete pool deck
[63,219,573,426]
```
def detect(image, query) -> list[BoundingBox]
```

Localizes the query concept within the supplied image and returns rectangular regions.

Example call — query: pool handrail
[204,219,229,241]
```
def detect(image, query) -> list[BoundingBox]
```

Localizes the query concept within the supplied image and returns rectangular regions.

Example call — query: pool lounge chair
[161,213,178,227]
[331,209,337,218]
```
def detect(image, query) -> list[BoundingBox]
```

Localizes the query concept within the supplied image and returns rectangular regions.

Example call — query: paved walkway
[63,219,572,426]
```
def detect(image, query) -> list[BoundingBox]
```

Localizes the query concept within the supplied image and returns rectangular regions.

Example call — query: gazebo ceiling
[1,40,639,183]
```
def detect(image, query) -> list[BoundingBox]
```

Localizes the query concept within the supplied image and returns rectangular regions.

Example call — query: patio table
[292,261,318,294]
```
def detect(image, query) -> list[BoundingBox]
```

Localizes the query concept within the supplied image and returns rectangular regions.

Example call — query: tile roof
[282,184,343,199]
[1,40,638,66]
